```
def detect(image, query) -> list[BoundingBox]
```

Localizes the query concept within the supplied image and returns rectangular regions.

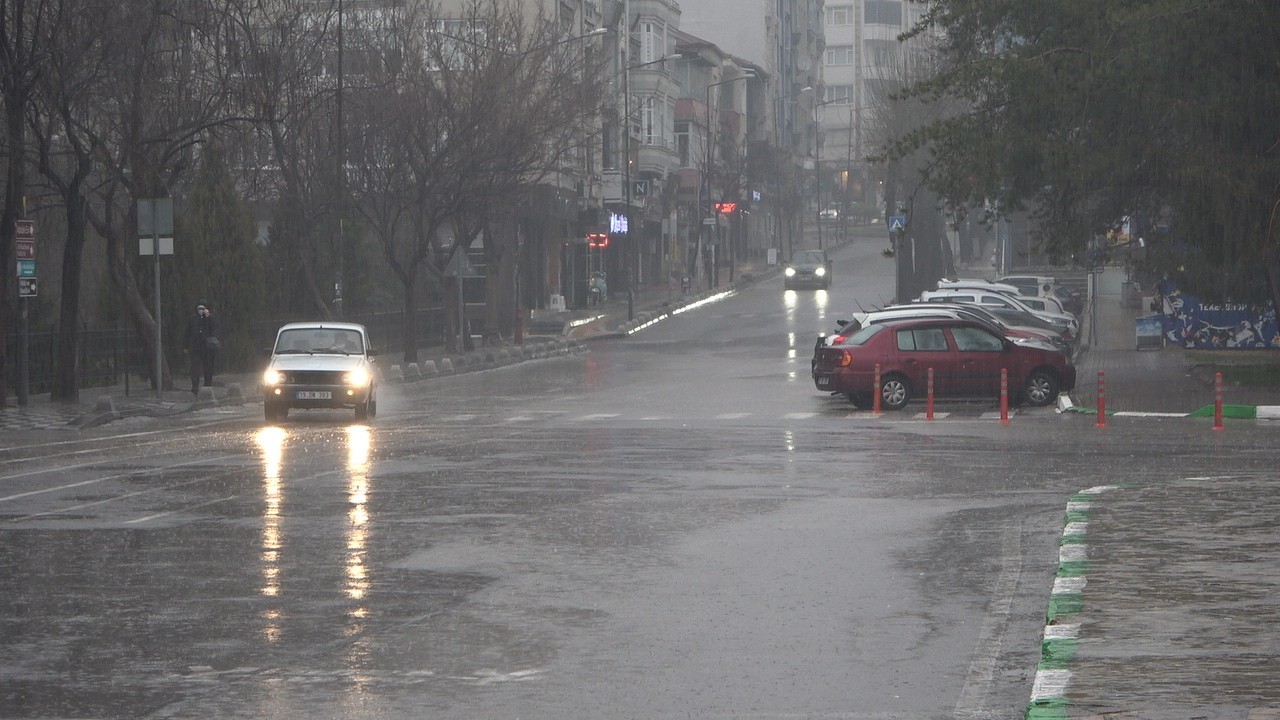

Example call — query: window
[865,0,903,26]
[825,5,853,25]
[951,326,1004,352]
[639,20,665,63]
[897,328,949,352]
[676,121,690,166]
[824,85,853,104]
[826,44,854,66]
[865,39,901,67]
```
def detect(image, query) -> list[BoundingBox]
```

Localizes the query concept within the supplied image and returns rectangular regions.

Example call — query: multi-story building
[675,0,825,258]
[818,1,933,225]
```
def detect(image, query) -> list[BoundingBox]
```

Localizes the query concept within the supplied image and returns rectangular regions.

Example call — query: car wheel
[879,374,911,411]
[355,396,369,421]
[1024,369,1060,406]
[847,392,873,410]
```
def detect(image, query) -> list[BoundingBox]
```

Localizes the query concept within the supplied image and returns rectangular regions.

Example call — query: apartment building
[818,0,933,224]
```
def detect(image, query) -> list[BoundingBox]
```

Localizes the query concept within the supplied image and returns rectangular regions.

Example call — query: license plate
[296,391,332,400]
[817,377,830,387]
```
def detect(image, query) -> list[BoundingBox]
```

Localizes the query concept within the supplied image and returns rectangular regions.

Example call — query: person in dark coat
[183,301,219,394]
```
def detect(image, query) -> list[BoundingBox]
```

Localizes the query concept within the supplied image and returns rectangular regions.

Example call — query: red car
[812,318,1076,410]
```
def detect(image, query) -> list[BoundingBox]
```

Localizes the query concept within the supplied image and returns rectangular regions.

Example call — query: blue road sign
[888,215,906,232]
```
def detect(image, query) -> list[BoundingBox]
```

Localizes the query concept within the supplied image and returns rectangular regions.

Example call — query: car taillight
[836,350,852,367]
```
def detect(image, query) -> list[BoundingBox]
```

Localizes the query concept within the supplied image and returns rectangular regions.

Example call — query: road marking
[715,413,751,420]
[125,495,238,525]
[783,412,816,419]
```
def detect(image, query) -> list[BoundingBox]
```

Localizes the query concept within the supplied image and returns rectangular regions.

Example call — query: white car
[919,289,1079,336]
[997,275,1060,298]
[261,322,379,422]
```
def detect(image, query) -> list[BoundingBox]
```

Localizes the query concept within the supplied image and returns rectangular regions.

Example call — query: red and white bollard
[1096,371,1107,428]
[926,367,935,420]
[999,368,1010,424]
[872,363,883,414]
[1214,371,1224,431]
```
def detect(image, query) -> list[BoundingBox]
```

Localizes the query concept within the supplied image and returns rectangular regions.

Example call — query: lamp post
[703,72,754,289]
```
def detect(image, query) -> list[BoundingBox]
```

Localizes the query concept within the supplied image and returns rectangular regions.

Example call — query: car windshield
[275,328,363,354]
[791,251,825,264]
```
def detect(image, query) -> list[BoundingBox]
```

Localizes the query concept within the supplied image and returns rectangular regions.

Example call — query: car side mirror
[366,348,378,358]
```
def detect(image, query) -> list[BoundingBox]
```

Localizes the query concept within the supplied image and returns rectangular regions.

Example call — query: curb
[1026,484,1121,720]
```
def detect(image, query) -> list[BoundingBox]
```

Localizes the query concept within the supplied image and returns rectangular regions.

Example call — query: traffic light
[586,233,610,249]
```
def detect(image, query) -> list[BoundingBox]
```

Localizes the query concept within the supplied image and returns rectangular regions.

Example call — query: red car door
[892,325,954,396]
[946,323,1009,398]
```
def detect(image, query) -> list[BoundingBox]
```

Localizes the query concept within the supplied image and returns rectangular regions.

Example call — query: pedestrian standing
[184,301,220,395]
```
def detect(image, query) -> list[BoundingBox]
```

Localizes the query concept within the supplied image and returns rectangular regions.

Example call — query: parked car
[997,275,1059,298]
[919,288,1079,336]
[818,206,840,223]
[999,275,1084,316]
[814,301,1075,363]
[784,249,833,290]
[812,318,1076,410]
[261,322,379,422]
[1015,294,1068,315]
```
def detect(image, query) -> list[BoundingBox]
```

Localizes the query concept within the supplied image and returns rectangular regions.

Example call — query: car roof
[277,321,368,333]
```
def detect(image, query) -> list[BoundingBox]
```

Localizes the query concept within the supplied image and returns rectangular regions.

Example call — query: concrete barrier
[421,360,438,377]
[225,383,244,405]
[439,358,454,374]
[386,365,404,382]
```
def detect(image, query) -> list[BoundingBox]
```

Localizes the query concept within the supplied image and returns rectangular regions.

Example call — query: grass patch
[1185,349,1280,387]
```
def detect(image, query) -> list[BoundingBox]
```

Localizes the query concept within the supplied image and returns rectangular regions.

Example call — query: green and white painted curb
[1025,484,1120,720]
[1058,393,1280,420]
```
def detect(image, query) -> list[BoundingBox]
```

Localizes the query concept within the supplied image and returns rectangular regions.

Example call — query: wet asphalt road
[3,237,1278,719]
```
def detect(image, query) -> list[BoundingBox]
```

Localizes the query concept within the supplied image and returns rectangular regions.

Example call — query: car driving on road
[784,249,833,290]
[261,322,379,422]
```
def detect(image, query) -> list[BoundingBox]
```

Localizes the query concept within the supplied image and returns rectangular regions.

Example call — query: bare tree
[0,0,54,407]
[345,0,606,355]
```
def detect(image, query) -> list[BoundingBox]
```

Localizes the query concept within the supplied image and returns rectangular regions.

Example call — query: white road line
[125,495,239,525]
[0,454,244,504]
[715,413,751,420]
[783,412,816,419]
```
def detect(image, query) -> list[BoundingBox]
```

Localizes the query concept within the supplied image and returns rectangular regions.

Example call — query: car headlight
[784,267,796,277]
[815,267,826,277]
[262,369,282,386]
[345,367,371,387]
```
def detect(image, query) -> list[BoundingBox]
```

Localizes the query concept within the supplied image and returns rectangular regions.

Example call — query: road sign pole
[14,218,35,406]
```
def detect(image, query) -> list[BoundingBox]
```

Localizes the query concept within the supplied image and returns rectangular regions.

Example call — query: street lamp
[703,71,755,290]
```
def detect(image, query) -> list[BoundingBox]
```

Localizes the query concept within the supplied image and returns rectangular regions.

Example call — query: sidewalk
[1069,267,1280,417]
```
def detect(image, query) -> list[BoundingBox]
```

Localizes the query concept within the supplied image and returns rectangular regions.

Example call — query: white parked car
[261,322,379,422]
[919,289,1079,336]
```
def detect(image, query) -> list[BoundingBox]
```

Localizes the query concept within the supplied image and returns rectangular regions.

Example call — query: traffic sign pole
[14,219,36,406]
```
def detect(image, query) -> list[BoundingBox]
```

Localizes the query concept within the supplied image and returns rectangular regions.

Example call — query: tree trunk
[400,277,418,364]
[52,194,89,402]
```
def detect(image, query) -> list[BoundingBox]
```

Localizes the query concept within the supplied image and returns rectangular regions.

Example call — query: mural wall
[1155,280,1279,349]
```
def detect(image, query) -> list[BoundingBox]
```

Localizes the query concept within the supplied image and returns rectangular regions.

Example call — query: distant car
[811,318,1076,410]
[261,322,379,422]
[818,207,840,223]
[784,249,832,290]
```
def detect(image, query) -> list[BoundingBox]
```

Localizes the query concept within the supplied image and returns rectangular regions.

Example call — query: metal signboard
[17,260,36,277]
[137,198,174,237]
[18,277,36,297]
[16,239,35,260]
